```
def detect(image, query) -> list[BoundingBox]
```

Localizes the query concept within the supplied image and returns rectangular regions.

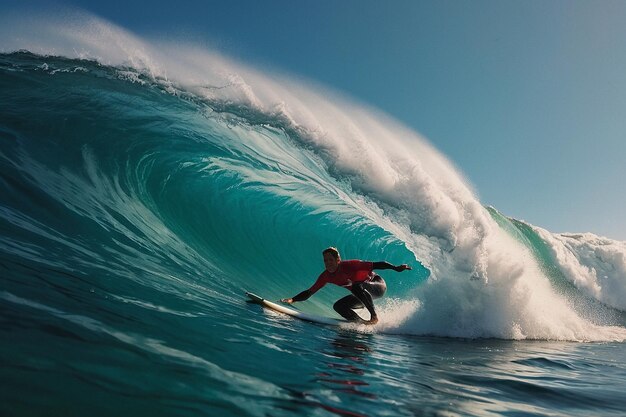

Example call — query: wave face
[1,12,626,343]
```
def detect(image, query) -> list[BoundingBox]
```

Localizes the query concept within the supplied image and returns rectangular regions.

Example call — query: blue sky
[4,0,626,239]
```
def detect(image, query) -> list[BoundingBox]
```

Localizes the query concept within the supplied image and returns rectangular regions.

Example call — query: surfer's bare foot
[280,298,293,304]
[364,316,378,325]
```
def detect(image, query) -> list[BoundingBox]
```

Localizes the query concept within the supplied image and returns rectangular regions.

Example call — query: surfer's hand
[280,298,293,304]
[395,264,412,272]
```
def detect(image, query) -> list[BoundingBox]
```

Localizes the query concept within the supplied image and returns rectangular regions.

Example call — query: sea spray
[531,227,626,311]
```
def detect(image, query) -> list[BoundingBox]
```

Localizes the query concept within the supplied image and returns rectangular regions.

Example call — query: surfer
[281,247,411,325]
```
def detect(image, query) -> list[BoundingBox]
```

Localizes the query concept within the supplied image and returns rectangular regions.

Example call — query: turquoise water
[2,51,626,417]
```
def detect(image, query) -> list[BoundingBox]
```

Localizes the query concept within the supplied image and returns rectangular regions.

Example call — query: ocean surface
[2,14,626,417]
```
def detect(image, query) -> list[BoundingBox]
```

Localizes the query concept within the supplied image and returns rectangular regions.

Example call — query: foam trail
[2,9,626,341]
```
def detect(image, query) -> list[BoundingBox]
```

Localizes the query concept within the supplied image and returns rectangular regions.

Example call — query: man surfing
[281,247,411,325]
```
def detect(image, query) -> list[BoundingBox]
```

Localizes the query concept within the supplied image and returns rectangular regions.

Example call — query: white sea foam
[2,9,625,341]
[531,226,626,311]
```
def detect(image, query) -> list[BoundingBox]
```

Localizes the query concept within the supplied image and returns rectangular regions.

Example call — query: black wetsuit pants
[333,275,387,321]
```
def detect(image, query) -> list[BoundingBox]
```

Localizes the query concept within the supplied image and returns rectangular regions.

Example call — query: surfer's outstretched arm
[282,275,326,304]
[281,289,312,304]
[372,261,412,272]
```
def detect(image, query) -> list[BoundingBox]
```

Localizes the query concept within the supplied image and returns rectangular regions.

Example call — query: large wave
[1,9,625,341]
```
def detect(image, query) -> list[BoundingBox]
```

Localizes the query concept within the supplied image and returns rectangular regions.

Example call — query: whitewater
[1,10,626,417]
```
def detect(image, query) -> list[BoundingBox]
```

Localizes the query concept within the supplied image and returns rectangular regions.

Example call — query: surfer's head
[322,247,341,273]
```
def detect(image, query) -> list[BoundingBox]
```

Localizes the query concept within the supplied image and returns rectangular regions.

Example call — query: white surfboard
[245,291,344,326]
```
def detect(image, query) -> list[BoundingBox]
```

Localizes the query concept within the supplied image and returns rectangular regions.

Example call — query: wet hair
[322,247,340,259]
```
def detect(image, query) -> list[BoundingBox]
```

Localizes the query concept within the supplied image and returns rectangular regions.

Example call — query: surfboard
[245,291,344,326]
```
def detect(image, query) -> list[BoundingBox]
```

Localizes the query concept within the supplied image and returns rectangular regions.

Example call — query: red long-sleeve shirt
[308,260,374,294]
